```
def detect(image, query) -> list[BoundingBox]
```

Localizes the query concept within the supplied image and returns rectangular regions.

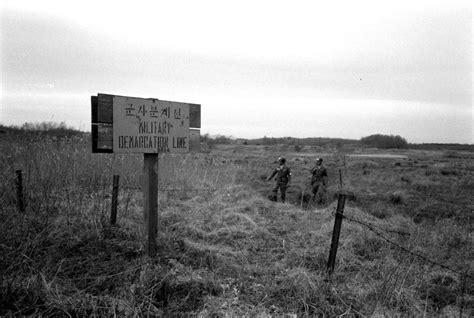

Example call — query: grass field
[1,131,473,316]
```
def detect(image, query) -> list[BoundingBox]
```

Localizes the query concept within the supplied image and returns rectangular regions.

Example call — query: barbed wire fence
[339,211,472,280]
[330,156,473,315]
[328,204,472,316]
[336,155,471,274]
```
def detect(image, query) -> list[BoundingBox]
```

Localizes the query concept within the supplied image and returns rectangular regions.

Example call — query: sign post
[144,154,158,256]
[91,93,201,257]
[111,175,119,225]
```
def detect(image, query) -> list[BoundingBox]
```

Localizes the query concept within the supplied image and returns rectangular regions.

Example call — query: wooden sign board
[91,94,201,153]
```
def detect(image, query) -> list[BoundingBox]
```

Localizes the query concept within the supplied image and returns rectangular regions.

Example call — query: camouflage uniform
[310,159,328,203]
[267,158,291,202]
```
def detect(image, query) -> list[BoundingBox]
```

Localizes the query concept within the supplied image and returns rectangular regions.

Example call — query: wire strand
[341,213,473,280]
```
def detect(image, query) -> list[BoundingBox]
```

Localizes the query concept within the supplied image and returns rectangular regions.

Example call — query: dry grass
[1,132,473,316]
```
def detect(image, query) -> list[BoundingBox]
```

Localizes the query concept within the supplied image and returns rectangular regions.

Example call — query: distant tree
[2,121,81,139]
[201,133,234,149]
[214,135,233,144]
[360,134,408,149]
[200,133,210,143]
[21,121,70,131]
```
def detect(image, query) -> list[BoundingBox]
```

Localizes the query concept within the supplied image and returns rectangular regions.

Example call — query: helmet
[278,157,286,164]
[316,158,323,163]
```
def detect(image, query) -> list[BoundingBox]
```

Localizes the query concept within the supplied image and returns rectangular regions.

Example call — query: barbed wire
[338,212,411,236]
[339,212,473,280]
[119,186,220,192]
[159,188,220,192]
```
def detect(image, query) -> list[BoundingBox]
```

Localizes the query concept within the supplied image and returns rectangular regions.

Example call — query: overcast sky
[1,0,472,143]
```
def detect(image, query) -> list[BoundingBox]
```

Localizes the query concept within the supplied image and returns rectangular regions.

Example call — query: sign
[91,93,201,153]
[91,93,202,257]
[113,96,190,153]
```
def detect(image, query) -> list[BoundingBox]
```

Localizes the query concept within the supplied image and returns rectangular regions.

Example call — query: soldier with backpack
[310,157,328,203]
[266,157,292,202]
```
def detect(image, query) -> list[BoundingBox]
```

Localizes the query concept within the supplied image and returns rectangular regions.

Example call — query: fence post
[111,175,120,225]
[15,170,25,213]
[339,169,343,191]
[343,155,347,174]
[327,193,346,275]
[459,271,467,318]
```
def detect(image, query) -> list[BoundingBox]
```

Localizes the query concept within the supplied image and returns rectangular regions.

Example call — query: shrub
[439,169,459,176]
[388,191,406,204]
[418,273,459,311]
[369,202,394,219]
[1,122,82,139]
[361,160,379,169]
[400,175,411,184]
[360,134,408,149]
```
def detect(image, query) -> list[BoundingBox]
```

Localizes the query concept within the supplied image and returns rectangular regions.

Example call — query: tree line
[3,123,472,151]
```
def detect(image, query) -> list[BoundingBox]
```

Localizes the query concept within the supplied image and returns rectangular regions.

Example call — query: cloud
[1,2,472,143]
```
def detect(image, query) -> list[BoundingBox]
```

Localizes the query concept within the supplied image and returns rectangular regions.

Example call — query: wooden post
[111,175,119,225]
[144,154,158,257]
[300,188,304,209]
[327,193,346,275]
[15,170,25,213]
[459,271,467,318]
[339,169,343,191]
[343,155,347,174]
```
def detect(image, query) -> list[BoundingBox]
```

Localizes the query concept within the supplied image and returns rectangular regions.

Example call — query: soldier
[310,157,328,203]
[266,157,292,202]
